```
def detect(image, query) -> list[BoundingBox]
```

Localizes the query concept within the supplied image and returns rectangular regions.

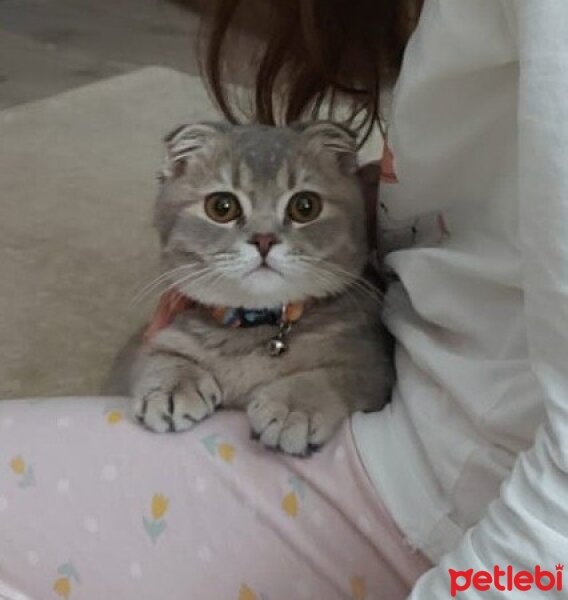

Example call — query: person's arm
[409,2,568,596]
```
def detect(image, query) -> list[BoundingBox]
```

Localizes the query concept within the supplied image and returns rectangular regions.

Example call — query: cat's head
[155,122,368,309]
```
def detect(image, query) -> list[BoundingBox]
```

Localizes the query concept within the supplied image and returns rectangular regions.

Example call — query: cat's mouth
[246,262,283,277]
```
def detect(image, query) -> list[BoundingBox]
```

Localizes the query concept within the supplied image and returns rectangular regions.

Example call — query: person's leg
[0,397,430,599]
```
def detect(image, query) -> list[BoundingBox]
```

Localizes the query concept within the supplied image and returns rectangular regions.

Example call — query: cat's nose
[248,233,280,258]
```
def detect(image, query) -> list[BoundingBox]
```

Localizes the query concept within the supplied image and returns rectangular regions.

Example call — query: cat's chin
[179,268,312,310]
[237,268,296,307]
[178,265,351,309]
[244,266,283,285]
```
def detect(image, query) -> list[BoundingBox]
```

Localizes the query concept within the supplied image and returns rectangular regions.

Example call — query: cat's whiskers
[134,254,377,310]
[134,255,246,308]
[166,266,218,296]
[285,260,343,297]
[206,251,239,263]
[295,257,383,307]
[303,256,382,298]
[303,266,364,308]
[174,268,233,306]
[131,264,198,306]
[313,269,368,308]
[202,271,229,297]
[293,264,377,315]
[215,256,260,278]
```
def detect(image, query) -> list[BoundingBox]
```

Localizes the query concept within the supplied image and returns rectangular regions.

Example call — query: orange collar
[143,289,306,344]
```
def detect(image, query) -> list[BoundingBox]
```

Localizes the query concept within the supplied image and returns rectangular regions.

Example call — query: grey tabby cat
[107,121,391,456]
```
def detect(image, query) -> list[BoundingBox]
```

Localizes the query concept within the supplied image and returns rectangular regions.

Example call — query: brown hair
[189,0,422,144]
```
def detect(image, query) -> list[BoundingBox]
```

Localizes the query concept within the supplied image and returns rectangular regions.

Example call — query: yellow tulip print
[143,493,169,543]
[53,577,71,599]
[52,561,81,599]
[151,494,169,520]
[10,455,35,487]
[282,491,299,518]
[281,475,306,518]
[350,575,367,600]
[238,584,269,600]
[238,584,258,600]
[106,410,123,425]
[201,434,238,463]
[218,443,236,463]
[55,561,81,593]
[10,456,25,475]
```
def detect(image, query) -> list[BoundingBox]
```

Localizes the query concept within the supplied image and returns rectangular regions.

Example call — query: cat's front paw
[247,393,342,456]
[134,375,222,433]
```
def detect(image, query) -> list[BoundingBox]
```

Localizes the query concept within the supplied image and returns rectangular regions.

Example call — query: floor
[0,0,213,397]
[0,0,201,109]
[0,1,379,398]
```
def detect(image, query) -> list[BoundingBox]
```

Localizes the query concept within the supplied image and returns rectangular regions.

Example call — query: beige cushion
[0,67,217,397]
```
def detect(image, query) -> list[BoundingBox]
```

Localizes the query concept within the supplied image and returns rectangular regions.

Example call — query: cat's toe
[247,395,289,448]
[133,390,177,433]
[307,410,337,448]
[134,380,217,433]
[247,395,340,456]
[279,411,310,456]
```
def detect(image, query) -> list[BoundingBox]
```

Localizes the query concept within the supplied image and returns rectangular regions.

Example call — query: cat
[106,121,391,456]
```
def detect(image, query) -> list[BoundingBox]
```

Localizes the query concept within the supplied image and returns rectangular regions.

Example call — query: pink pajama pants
[0,397,431,600]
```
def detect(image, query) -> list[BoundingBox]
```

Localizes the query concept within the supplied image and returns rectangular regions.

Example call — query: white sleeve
[409,2,568,597]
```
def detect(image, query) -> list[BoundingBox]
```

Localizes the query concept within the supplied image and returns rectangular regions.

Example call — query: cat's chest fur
[148,295,383,407]
[114,122,393,452]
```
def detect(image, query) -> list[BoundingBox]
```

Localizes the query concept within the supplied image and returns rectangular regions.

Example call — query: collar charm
[144,289,305,357]
[266,303,304,357]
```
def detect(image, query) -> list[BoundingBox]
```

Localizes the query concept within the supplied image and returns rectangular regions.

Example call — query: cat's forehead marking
[276,160,293,190]
[236,159,255,191]
[234,152,294,198]
[293,164,310,186]
[220,165,234,186]
[233,128,293,181]
[228,160,240,189]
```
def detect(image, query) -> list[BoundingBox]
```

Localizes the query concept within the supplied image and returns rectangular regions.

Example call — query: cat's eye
[287,192,323,224]
[204,192,242,223]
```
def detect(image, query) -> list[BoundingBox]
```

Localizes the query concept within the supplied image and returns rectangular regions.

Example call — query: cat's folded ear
[294,121,358,174]
[159,122,229,180]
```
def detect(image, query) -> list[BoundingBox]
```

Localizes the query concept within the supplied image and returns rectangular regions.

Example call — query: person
[198,2,568,597]
[0,1,567,598]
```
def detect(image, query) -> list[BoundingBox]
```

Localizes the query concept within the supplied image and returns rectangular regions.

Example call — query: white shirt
[352,1,568,596]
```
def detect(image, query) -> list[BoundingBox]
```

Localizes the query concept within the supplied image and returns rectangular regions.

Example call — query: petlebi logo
[449,564,564,596]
